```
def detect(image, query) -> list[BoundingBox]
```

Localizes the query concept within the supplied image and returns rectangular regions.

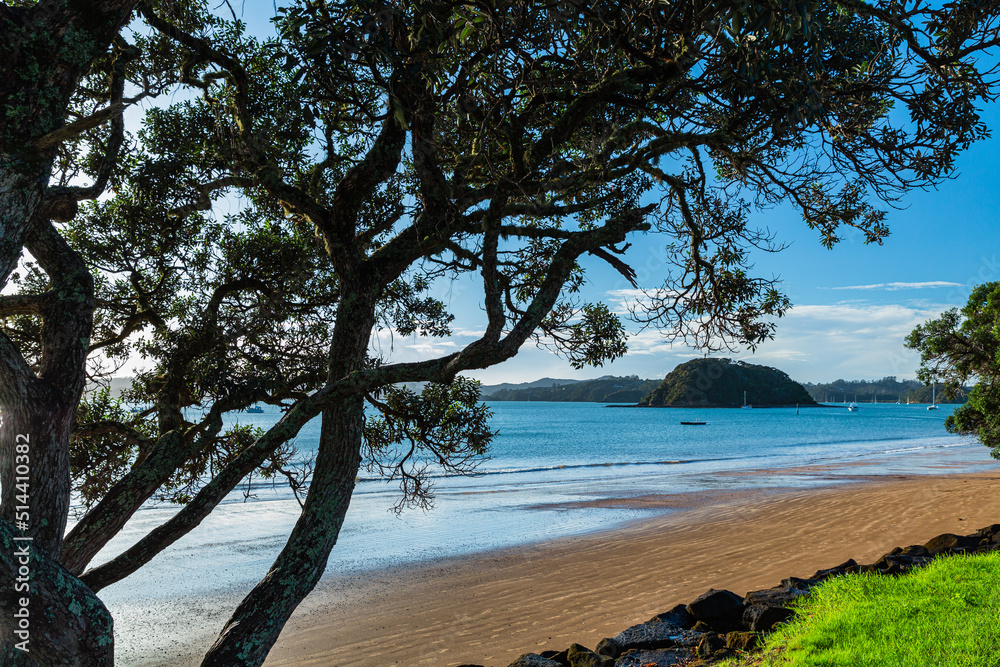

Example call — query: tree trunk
[0,519,114,666]
[0,390,75,559]
[199,293,374,666]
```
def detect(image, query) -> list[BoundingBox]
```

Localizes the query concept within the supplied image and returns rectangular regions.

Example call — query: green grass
[725,551,1000,667]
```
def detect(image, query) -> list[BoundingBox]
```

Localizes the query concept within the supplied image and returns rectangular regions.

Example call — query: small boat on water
[741,391,752,409]
[245,405,264,413]
[680,421,707,425]
[847,402,859,412]
[927,382,939,411]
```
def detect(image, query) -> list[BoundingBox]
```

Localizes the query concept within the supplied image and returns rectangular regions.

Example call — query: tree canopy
[907,282,1000,457]
[2,1,1000,664]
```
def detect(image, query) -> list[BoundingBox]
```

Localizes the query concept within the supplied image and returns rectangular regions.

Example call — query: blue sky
[379,100,1000,386]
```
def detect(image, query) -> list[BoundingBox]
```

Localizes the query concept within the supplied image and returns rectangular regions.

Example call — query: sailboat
[742,391,752,409]
[927,382,939,411]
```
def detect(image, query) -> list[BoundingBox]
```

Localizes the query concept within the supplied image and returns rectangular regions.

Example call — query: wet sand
[261,469,1000,667]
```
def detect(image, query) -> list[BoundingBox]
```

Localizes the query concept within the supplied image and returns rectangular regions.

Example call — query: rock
[691,621,712,633]
[975,524,1000,541]
[872,551,931,576]
[507,654,565,667]
[900,544,931,557]
[686,589,745,631]
[647,604,694,628]
[742,604,794,632]
[540,649,569,665]
[779,576,818,591]
[594,638,619,659]
[924,533,981,555]
[744,586,809,608]
[609,620,694,653]
[810,558,858,580]
[615,648,694,667]
[696,633,726,658]
[725,631,761,652]
[566,643,613,667]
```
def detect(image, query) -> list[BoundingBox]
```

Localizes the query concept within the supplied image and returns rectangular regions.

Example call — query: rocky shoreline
[469,523,1000,667]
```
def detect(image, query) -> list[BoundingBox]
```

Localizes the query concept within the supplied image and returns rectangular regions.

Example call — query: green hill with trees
[640,359,816,407]
[803,377,968,404]
[486,376,660,403]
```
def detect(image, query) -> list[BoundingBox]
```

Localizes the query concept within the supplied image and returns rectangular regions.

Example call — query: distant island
[484,375,659,403]
[639,358,817,408]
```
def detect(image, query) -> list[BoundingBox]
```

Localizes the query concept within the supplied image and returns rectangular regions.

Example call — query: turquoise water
[97,401,999,664]
[232,400,986,497]
[120,400,993,577]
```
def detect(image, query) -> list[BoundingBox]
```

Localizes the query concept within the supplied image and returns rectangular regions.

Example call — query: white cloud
[741,301,951,382]
[824,281,962,291]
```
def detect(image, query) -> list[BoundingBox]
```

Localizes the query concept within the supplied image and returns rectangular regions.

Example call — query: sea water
[93,401,997,663]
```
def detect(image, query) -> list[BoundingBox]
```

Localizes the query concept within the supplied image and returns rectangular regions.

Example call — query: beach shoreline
[242,466,1000,667]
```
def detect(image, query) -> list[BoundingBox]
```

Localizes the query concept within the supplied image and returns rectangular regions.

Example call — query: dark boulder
[686,589,745,632]
[647,604,694,629]
[615,648,694,666]
[974,524,1000,541]
[566,643,613,667]
[810,558,858,580]
[779,576,818,591]
[900,544,931,557]
[594,638,618,659]
[613,621,684,650]
[742,604,794,633]
[924,533,981,555]
[744,586,808,608]
[596,618,698,658]
[540,649,568,665]
[696,633,726,658]
[725,631,761,652]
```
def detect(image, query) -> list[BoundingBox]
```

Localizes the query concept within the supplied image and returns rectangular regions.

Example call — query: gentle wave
[354,457,716,483]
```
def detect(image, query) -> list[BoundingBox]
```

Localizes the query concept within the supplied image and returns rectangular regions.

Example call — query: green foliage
[907,282,1000,457]
[70,388,156,510]
[487,375,660,403]
[641,358,816,407]
[726,552,1000,667]
[363,377,495,510]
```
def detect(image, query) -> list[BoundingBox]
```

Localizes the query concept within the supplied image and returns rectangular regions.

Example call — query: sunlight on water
[93,401,998,664]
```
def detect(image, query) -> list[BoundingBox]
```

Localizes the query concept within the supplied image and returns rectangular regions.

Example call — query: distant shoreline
[606,403,834,409]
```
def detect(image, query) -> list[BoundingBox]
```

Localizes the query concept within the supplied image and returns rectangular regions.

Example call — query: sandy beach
[252,467,1000,666]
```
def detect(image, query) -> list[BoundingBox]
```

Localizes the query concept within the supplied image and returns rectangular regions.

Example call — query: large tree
[907,281,1000,456]
[2,0,1000,665]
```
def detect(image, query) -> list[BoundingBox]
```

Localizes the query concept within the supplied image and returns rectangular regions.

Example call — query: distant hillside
[640,358,816,407]
[479,377,584,397]
[487,376,660,403]
[804,376,968,404]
